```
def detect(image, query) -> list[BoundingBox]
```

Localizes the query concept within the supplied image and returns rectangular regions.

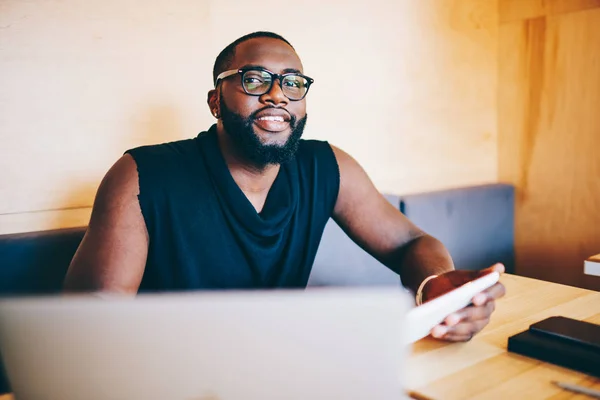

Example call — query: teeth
[257,116,284,122]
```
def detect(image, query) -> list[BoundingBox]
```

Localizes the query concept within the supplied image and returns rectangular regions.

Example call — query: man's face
[213,37,309,167]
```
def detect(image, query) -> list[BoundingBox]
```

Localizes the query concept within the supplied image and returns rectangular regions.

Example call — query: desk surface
[1,274,599,400]
[408,274,600,399]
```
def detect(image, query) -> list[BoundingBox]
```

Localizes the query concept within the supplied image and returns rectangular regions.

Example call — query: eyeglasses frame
[215,67,314,101]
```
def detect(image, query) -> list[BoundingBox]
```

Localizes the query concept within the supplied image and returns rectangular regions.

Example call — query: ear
[207,89,220,119]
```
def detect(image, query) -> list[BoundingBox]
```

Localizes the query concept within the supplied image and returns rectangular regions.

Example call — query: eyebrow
[240,64,303,74]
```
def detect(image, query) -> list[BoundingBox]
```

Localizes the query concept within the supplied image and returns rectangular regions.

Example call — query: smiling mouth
[253,116,290,133]
[256,116,285,122]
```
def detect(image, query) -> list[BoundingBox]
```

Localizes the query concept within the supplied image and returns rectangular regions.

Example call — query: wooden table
[408,274,600,399]
[1,274,598,400]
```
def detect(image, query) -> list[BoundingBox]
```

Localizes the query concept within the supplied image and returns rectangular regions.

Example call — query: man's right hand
[423,264,506,342]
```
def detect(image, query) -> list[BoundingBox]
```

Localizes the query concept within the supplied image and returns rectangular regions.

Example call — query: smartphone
[529,316,600,352]
[404,271,500,344]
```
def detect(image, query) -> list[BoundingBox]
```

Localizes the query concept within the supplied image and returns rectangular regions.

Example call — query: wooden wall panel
[500,0,600,23]
[499,5,600,290]
[0,0,499,234]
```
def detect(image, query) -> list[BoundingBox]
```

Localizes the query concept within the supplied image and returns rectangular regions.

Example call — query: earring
[212,109,220,119]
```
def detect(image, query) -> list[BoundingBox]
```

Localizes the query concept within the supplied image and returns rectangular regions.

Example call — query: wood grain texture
[0,0,499,234]
[500,0,600,23]
[408,274,600,399]
[498,6,600,290]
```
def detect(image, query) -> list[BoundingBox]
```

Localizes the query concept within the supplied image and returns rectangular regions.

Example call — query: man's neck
[216,124,280,212]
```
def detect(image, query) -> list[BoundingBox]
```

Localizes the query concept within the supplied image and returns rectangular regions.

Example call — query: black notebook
[508,317,600,377]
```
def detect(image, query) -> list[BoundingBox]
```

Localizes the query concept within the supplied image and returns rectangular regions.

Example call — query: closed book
[508,330,600,377]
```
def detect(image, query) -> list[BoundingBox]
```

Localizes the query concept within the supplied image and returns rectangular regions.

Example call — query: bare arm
[331,145,506,342]
[330,146,454,293]
[63,154,148,294]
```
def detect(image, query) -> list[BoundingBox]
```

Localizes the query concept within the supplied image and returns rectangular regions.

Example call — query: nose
[260,79,289,107]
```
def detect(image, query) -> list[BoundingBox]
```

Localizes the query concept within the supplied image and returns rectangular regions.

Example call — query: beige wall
[0,0,499,234]
[498,0,600,290]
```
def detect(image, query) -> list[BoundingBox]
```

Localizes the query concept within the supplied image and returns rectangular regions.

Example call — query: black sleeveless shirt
[124,125,340,291]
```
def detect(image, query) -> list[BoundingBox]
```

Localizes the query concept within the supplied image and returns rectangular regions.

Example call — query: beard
[219,97,307,169]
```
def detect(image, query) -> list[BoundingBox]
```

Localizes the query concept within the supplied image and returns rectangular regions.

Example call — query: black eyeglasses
[215,67,314,101]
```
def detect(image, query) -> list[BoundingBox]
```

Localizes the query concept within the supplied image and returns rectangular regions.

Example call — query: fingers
[442,320,489,342]
[443,334,474,342]
[471,263,505,282]
[431,302,496,342]
[447,302,495,325]
[472,282,506,306]
[432,318,489,342]
[431,324,450,338]
[449,318,488,337]
[472,292,487,306]
[481,263,505,275]
[484,282,506,300]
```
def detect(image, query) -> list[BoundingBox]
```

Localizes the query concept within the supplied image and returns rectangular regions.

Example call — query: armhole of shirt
[322,142,341,217]
[123,148,155,240]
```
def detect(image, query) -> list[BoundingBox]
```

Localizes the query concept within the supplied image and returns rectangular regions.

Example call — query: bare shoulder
[86,153,147,234]
[95,154,140,207]
[328,144,381,215]
[330,144,360,172]
[63,154,148,293]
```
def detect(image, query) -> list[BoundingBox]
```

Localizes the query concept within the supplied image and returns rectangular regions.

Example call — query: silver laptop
[0,288,410,400]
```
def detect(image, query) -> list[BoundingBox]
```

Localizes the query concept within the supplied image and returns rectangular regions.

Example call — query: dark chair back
[0,227,86,394]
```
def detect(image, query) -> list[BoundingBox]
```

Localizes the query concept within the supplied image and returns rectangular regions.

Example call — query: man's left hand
[422,263,506,342]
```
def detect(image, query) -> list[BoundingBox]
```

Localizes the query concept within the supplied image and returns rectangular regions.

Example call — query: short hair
[212,31,295,86]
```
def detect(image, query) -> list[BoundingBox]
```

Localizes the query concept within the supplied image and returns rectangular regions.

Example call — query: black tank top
[124,125,340,291]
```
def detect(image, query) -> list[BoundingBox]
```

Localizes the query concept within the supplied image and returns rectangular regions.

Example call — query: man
[64,31,505,342]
